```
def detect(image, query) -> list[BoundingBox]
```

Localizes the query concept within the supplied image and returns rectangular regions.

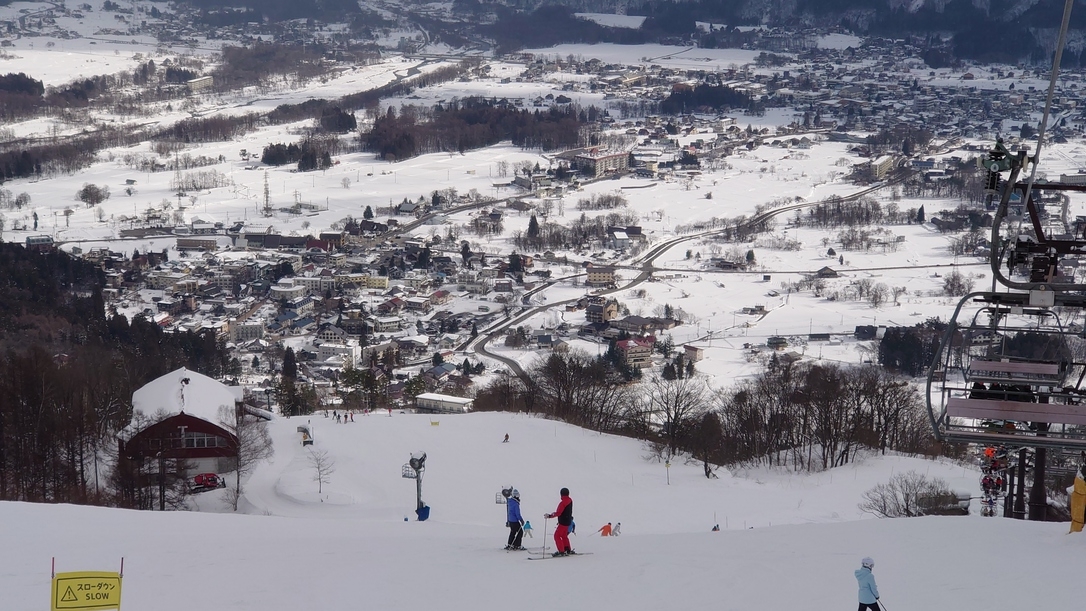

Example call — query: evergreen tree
[916,205,926,223]
[415,247,431,269]
[282,347,298,379]
[363,205,374,220]
[432,352,444,366]
[276,376,304,416]
[656,335,675,357]
[527,215,540,239]
[662,362,677,380]
[471,322,478,338]
[404,375,426,401]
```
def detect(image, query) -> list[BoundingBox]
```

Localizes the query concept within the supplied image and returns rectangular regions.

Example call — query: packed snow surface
[4,412,1082,610]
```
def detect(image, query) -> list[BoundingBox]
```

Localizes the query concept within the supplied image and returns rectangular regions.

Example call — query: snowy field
[2,412,1081,611]
[0,0,214,87]
[520,43,766,70]
[574,13,647,29]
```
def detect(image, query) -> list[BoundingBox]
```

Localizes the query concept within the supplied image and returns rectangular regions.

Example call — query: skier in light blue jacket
[855,557,881,611]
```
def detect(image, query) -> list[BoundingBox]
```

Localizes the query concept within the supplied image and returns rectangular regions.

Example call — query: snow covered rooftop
[131,367,244,425]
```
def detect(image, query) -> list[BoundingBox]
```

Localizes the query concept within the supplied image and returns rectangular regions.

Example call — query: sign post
[51,559,123,611]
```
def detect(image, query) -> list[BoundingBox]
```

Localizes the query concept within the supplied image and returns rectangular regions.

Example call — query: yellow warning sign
[52,571,122,611]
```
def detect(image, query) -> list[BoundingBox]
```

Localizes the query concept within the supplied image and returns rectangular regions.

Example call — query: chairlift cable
[1022,0,1075,210]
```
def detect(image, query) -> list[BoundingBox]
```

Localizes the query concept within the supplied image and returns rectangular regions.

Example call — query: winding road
[465,169,926,384]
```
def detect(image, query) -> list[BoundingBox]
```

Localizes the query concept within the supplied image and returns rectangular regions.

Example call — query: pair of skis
[526,551,592,560]
[502,546,592,558]
[524,515,592,559]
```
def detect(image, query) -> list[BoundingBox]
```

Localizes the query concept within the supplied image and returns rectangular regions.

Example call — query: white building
[318,342,363,367]
[416,393,473,413]
[270,279,307,301]
[293,274,337,296]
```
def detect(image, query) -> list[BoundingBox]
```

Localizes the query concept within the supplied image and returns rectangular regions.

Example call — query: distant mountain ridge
[469,0,1086,61]
[158,0,1086,62]
[640,0,1084,61]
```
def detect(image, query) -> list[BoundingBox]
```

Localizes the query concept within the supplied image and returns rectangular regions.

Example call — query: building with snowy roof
[118,368,251,506]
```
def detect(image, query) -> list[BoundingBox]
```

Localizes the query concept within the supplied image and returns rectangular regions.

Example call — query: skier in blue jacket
[855,557,880,611]
[505,489,526,550]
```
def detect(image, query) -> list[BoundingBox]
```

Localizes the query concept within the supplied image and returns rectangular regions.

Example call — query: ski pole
[878,600,888,611]
[541,515,549,559]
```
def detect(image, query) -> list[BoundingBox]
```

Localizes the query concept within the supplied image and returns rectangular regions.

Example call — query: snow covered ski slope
[2,412,1082,611]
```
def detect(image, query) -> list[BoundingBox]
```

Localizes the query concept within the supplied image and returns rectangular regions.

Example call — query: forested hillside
[0,244,229,506]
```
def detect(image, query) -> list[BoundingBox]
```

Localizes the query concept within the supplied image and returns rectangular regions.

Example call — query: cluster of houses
[509,33,1086,179]
[565,295,701,369]
[60,215,580,401]
[51,198,708,401]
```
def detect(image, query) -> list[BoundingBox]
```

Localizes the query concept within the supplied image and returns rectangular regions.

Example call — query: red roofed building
[378,297,405,314]
[616,336,655,369]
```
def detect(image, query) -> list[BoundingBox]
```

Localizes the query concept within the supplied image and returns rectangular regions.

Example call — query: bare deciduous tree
[308,449,335,494]
[689,410,724,478]
[219,405,274,511]
[942,270,974,297]
[854,278,873,300]
[892,286,907,305]
[859,471,956,518]
[869,283,888,308]
[642,374,708,459]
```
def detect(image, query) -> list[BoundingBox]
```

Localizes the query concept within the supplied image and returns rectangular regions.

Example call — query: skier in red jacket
[545,487,574,556]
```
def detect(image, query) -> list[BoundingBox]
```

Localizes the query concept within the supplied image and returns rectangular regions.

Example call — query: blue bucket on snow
[416,505,430,521]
